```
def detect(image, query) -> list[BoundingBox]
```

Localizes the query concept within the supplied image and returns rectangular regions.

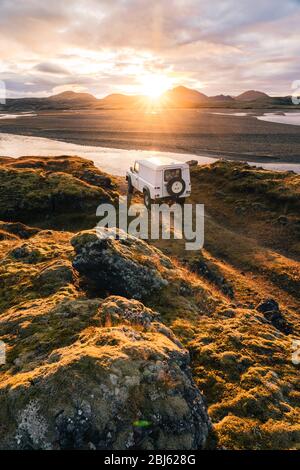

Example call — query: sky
[0,0,300,98]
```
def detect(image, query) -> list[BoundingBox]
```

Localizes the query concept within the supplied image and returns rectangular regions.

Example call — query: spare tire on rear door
[167,177,186,197]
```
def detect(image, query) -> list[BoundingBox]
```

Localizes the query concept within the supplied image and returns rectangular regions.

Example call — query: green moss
[0,156,118,229]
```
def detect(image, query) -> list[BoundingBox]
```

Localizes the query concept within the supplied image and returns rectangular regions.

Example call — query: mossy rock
[0,156,119,229]
[0,296,211,450]
[71,229,169,300]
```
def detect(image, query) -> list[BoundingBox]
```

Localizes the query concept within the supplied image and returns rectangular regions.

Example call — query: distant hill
[0,87,297,112]
[0,90,97,112]
[48,90,97,103]
[209,94,235,103]
[162,86,208,107]
[97,93,142,109]
[236,90,270,101]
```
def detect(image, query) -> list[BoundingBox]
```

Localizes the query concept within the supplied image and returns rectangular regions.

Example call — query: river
[0,131,299,175]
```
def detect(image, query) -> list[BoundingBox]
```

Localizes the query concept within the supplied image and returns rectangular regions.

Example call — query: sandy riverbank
[0,108,300,163]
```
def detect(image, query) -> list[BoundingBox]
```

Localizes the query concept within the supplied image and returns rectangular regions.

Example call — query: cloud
[0,0,299,96]
[34,62,71,75]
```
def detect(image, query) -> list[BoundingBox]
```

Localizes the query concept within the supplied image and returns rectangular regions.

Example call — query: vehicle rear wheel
[127,177,134,194]
[167,177,186,197]
[143,188,151,210]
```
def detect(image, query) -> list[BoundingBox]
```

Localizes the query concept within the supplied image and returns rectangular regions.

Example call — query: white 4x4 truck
[126,157,191,208]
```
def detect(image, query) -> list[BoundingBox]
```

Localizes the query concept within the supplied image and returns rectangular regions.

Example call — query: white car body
[126,157,191,202]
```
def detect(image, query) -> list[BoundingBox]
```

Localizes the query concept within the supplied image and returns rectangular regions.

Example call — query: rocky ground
[0,155,299,449]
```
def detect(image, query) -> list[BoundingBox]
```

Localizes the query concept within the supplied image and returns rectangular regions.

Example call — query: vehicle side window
[134,162,139,173]
[164,168,181,182]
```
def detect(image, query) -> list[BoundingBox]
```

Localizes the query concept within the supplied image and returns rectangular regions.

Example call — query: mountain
[48,90,97,103]
[209,94,235,103]
[91,87,208,109]
[167,85,208,101]
[0,87,296,112]
[235,90,270,101]
[162,85,208,107]
[97,93,142,109]
[0,90,97,112]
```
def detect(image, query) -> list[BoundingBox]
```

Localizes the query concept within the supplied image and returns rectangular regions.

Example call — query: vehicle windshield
[164,168,182,182]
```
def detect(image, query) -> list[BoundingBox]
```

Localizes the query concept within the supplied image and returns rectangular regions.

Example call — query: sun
[139,73,173,99]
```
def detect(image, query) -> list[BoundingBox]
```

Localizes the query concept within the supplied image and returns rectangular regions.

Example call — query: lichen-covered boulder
[71,229,170,300]
[0,296,211,450]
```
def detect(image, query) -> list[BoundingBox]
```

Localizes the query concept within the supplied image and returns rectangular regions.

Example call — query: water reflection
[0,132,299,175]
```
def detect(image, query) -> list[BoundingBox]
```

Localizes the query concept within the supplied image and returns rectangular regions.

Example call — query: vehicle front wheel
[127,177,134,194]
[143,188,152,210]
